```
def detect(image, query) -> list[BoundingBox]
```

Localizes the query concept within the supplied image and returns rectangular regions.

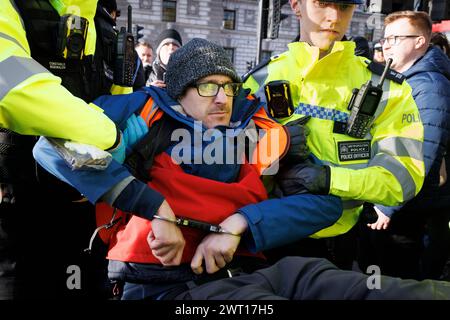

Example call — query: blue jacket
[378,46,450,216]
[33,86,342,252]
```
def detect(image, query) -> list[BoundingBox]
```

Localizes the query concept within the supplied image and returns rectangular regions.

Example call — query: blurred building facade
[117,0,384,75]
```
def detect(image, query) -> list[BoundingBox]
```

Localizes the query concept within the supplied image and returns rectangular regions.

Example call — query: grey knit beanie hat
[166,38,241,99]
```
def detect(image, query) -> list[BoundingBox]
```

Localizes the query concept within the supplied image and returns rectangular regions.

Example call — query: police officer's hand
[190,214,246,275]
[277,159,331,195]
[367,206,391,230]
[150,80,166,88]
[0,183,15,204]
[148,200,185,266]
[283,116,311,164]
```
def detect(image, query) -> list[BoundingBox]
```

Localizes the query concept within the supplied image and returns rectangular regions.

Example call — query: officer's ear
[290,0,301,18]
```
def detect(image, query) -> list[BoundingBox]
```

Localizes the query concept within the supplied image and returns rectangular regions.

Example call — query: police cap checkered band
[319,0,364,4]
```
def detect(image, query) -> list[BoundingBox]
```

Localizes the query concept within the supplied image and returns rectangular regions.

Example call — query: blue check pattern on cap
[322,0,364,4]
[294,103,349,122]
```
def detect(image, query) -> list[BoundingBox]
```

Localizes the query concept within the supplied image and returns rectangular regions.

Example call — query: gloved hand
[123,114,149,155]
[283,116,311,164]
[109,132,126,164]
[277,159,330,195]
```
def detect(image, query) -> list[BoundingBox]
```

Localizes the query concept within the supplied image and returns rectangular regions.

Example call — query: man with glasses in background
[361,11,450,281]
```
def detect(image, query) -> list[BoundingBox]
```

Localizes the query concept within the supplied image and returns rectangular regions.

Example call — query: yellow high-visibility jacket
[244,41,425,238]
[0,0,127,150]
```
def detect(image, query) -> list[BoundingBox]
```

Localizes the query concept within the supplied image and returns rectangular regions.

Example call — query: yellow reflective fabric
[49,0,97,55]
[111,84,133,95]
[244,41,425,238]
[0,0,30,54]
[0,0,117,150]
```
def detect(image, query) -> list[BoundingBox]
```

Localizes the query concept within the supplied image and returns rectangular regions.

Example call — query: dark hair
[430,32,450,58]
[98,0,117,13]
[350,36,371,59]
[135,41,153,50]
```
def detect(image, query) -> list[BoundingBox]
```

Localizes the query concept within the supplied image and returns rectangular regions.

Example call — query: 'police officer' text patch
[338,140,371,161]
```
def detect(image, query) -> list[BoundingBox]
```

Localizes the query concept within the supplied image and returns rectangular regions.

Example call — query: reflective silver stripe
[8,0,25,30]
[0,32,27,53]
[322,160,368,170]
[252,65,269,89]
[372,72,391,120]
[0,56,49,101]
[252,67,269,103]
[101,176,135,205]
[372,137,423,161]
[368,153,416,201]
[343,199,364,210]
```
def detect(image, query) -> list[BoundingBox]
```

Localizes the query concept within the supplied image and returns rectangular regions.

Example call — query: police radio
[346,58,393,138]
[56,14,89,60]
[264,80,294,118]
[113,5,136,87]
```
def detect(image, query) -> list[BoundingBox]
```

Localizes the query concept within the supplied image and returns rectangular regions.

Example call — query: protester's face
[291,0,356,53]
[159,42,180,65]
[382,18,425,72]
[179,75,234,129]
[136,46,153,65]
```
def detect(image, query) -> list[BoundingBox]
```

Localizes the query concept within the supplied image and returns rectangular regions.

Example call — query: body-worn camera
[264,80,294,118]
[57,14,88,60]
[346,59,393,138]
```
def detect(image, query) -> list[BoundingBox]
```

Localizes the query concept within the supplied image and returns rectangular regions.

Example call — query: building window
[163,0,177,22]
[224,47,235,63]
[223,10,236,30]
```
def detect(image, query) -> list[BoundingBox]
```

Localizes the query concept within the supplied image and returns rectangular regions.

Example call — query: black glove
[358,203,378,224]
[277,159,330,195]
[283,116,311,164]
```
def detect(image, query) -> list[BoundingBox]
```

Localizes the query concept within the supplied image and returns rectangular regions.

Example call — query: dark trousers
[0,179,110,300]
[263,227,358,271]
[170,256,450,300]
[357,207,450,280]
[421,209,450,280]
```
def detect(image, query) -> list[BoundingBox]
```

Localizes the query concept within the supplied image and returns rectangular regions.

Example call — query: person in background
[147,28,182,88]
[98,0,120,22]
[350,35,371,59]
[431,32,450,58]
[373,42,385,63]
[135,41,154,84]
[360,11,450,281]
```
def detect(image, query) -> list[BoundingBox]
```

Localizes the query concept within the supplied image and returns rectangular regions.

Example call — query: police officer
[0,0,141,299]
[244,0,425,268]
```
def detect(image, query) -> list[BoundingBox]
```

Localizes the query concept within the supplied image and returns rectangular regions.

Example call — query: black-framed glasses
[379,35,421,46]
[194,82,242,97]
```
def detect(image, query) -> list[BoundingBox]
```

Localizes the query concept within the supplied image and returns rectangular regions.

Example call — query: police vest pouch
[56,14,88,60]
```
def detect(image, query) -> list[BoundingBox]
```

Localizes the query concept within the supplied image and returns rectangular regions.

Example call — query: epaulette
[366,60,405,84]
[242,57,271,83]
[241,53,286,83]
